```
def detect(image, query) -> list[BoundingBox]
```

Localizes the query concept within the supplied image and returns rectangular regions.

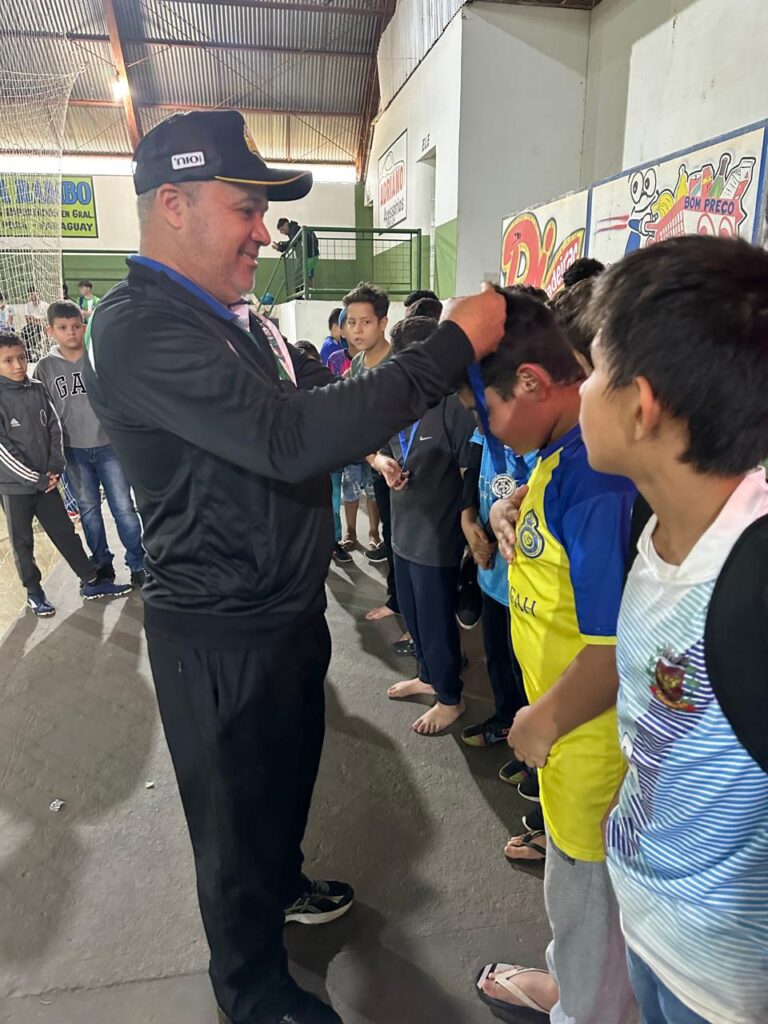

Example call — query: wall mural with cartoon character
[500,120,768,295]
[589,124,765,263]
[500,188,589,297]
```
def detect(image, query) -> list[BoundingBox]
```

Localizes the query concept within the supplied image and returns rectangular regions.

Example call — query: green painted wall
[61,200,435,303]
[434,219,458,298]
[62,252,132,298]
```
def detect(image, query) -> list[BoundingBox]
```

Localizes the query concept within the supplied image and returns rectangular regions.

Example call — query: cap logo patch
[243,126,262,157]
[171,151,206,170]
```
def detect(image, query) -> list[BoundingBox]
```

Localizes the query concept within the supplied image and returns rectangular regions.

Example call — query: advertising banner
[589,126,766,261]
[0,174,98,238]
[378,131,407,229]
[500,188,589,298]
[500,120,768,287]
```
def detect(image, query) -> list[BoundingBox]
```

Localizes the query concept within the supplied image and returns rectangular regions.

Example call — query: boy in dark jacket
[0,333,130,616]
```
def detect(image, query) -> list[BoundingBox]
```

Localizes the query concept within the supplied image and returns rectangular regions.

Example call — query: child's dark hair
[563,257,605,289]
[550,279,595,367]
[390,315,438,354]
[478,289,585,398]
[342,281,389,319]
[47,300,83,327]
[405,296,442,320]
[404,288,439,307]
[78,279,93,288]
[589,235,768,475]
[328,306,342,331]
[507,283,549,305]
[294,339,321,361]
[0,332,25,350]
[277,217,289,229]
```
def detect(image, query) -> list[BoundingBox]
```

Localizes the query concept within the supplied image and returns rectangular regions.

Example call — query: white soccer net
[0,67,80,361]
[0,62,80,625]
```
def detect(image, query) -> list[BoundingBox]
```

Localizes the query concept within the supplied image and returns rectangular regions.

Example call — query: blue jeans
[627,948,709,1024]
[65,445,144,573]
[330,471,342,544]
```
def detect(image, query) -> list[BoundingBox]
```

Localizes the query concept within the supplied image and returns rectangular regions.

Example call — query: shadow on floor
[0,598,155,963]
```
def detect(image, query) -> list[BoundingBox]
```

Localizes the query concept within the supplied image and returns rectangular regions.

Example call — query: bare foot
[368,534,382,549]
[366,605,396,621]
[412,701,465,735]
[504,830,546,862]
[399,631,411,642]
[341,533,357,550]
[387,678,436,700]
[480,964,558,1013]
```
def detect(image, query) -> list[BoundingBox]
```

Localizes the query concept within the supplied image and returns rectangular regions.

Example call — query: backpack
[627,497,768,773]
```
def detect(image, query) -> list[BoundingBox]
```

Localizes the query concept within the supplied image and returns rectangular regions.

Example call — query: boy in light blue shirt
[580,235,768,1024]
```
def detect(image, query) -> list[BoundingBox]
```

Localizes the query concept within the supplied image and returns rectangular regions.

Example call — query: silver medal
[491,474,516,500]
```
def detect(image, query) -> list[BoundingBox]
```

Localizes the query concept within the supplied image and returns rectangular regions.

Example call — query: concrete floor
[0,523,550,1024]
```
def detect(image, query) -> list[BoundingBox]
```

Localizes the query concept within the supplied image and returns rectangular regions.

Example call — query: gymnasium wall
[365,12,464,298]
[582,0,768,184]
[455,3,589,293]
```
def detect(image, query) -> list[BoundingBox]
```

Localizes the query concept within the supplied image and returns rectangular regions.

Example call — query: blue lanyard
[398,421,420,468]
[467,363,507,478]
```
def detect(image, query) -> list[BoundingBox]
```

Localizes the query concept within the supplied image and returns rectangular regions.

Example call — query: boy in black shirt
[372,316,475,734]
[0,333,131,615]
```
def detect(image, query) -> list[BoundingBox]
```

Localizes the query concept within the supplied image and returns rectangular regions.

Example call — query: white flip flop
[476,962,550,1016]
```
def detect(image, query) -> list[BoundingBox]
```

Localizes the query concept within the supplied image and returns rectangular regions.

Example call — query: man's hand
[508,704,558,769]
[441,283,506,360]
[45,472,60,493]
[373,453,409,491]
[461,515,496,569]
[489,485,528,563]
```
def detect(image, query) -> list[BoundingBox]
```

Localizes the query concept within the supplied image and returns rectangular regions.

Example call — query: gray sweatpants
[544,836,638,1024]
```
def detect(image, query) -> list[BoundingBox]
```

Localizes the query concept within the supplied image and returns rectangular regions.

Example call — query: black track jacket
[84,259,474,647]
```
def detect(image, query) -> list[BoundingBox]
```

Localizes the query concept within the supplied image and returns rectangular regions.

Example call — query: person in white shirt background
[0,293,15,332]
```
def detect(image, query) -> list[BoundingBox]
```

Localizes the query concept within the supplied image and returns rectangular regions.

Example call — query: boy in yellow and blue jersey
[466,291,637,1024]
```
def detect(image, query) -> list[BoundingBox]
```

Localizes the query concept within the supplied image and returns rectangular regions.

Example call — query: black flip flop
[504,828,546,863]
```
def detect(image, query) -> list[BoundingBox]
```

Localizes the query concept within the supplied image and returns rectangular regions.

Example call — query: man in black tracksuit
[83,110,505,1024]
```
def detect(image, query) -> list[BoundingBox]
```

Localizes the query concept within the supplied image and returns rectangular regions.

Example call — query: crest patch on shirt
[649,646,697,711]
[518,509,545,559]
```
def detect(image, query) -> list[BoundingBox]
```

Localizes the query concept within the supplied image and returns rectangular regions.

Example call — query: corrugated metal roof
[125,42,367,113]
[120,1,378,54]
[1,0,106,36]
[140,105,360,164]
[1,0,392,162]
[63,104,132,154]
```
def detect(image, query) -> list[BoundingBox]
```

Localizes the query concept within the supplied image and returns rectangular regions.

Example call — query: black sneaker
[284,878,354,925]
[217,989,343,1024]
[130,569,150,587]
[518,771,541,802]
[366,543,387,563]
[461,714,511,748]
[332,542,353,564]
[498,758,532,786]
[523,806,545,832]
[26,589,56,617]
[392,638,416,657]
[95,562,115,582]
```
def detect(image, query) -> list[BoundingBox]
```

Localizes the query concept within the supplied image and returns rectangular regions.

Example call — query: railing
[257,225,423,314]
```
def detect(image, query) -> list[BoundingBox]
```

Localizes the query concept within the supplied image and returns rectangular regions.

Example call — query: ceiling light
[112,75,130,101]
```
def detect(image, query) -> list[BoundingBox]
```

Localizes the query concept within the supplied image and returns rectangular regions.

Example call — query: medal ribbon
[467,363,508,479]
[398,421,421,468]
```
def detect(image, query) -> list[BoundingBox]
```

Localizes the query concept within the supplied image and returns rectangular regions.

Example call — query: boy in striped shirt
[580,235,768,1024]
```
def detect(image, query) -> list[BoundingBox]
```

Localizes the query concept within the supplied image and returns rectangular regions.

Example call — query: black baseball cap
[132,109,313,201]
